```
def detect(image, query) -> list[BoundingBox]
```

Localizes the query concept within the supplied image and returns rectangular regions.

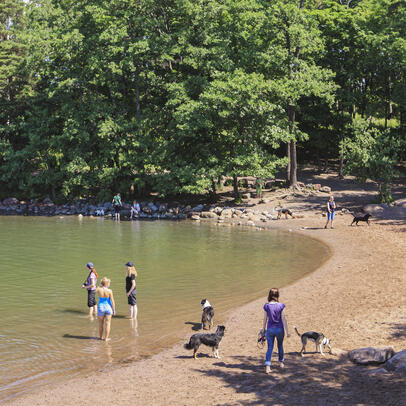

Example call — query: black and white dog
[294,326,332,356]
[184,325,225,359]
[351,213,371,226]
[200,299,215,330]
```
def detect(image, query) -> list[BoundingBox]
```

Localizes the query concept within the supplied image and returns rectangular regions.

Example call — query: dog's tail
[184,339,193,350]
[294,326,301,337]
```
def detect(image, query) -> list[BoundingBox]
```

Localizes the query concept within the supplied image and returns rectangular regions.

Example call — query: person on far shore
[97,277,116,341]
[112,193,122,221]
[130,200,140,220]
[260,288,289,374]
[125,261,138,320]
[324,195,336,229]
[81,262,98,318]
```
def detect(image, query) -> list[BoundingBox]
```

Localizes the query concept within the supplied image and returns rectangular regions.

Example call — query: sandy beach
[7,174,406,406]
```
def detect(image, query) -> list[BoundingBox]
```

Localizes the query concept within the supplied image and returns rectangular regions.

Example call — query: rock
[43,197,54,205]
[221,208,233,218]
[3,197,19,205]
[384,350,406,373]
[148,203,158,212]
[320,186,332,193]
[200,211,218,219]
[259,198,270,204]
[341,208,350,214]
[232,210,242,217]
[177,213,187,220]
[295,214,305,219]
[297,182,306,188]
[159,204,167,213]
[166,213,174,219]
[241,193,251,199]
[264,181,273,189]
[313,184,322,191]
[213,206,223,215]
[394,198,406,208]
[247,221,255,226]
[348,347,395,365]
[191,204,204,212]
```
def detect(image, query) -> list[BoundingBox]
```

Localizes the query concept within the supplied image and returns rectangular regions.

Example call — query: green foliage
[342,117,400,202]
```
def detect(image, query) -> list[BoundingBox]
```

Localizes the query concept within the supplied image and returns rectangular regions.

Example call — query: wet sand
[7,208,406,406]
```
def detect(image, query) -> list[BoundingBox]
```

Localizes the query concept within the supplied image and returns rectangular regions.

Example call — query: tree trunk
[232,175,239,199]
[286,142,291,181]
[287,105,297,186]
[289,141,297,186]
[208,179,217,202]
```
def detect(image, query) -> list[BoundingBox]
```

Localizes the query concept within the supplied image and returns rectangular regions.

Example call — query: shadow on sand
[191,353,405,405]
[185,321,202,331]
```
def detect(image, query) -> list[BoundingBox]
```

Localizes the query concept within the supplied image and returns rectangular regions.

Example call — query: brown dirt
[7,171,406,406]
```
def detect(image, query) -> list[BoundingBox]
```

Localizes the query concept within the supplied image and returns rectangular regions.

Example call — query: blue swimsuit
[98,296,113,316]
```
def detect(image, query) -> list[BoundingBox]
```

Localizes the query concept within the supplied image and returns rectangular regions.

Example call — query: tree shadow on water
[193,354,406,405]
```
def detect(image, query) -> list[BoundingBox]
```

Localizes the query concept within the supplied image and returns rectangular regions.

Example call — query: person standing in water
[260,288,289,374]
[112,192,122,220]
[81,262,98,318]
[96,277,116,341]
[125,261,138,320]
[324,195,336,229]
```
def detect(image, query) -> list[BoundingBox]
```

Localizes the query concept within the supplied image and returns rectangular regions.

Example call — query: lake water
[0,217,329,401]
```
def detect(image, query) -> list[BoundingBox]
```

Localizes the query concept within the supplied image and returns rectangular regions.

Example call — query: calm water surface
[0,217,329,400]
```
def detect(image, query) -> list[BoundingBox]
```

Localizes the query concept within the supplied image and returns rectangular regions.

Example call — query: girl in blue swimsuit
[96,278,116,341]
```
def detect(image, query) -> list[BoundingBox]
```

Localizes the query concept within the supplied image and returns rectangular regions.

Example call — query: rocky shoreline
[0,183,335,220]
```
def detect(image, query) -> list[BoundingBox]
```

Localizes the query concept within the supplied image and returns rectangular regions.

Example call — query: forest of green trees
[0,0,405,202]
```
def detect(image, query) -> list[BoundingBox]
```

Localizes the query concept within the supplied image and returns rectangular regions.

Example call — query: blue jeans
[265,327,284,366]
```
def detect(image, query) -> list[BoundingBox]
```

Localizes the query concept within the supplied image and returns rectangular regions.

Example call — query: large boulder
[384,350,406,373]
[348,347,395,365]
[393,198,406,208]
[191,204,204,212]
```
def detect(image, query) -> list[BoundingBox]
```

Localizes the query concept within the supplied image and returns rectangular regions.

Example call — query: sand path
[7,208,406,406]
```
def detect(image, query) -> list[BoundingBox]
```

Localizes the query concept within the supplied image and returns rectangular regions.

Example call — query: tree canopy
[0,0,404,202]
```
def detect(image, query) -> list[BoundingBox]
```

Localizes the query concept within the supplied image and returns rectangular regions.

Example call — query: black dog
[351,213,371,226]
[184,325,225,359]
[200,299,214,330]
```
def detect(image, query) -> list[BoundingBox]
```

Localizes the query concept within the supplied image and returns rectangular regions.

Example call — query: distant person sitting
[130,200,140,220]
[112,193,122,221]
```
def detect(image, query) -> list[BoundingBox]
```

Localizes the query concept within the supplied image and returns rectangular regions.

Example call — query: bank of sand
[8,209,406,405]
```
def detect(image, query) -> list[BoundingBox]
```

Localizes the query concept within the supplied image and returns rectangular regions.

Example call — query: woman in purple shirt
[260,288,289,374]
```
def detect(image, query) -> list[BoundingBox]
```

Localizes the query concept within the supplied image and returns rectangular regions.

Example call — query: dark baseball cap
[86,262,94,269]
[125,261,134,267]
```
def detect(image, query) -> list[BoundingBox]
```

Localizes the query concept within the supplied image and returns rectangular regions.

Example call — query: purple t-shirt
[264,302,285,329]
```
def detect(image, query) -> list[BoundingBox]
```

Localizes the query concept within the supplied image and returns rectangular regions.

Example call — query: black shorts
[88,290,96,307]
[114,205,121,213]
[127,293,137,306]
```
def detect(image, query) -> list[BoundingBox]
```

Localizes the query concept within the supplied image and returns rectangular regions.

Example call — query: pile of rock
[349,346,406,374]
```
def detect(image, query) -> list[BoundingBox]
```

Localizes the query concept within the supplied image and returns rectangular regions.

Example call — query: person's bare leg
[93,305,97,317]
[133,304,138,321]
[129,304,133,319]
[104,315,112,341]
[99,316,104,340]
[324,219,330,229]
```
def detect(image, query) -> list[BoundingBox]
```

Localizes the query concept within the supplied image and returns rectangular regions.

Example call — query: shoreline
[8,212,406,405]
